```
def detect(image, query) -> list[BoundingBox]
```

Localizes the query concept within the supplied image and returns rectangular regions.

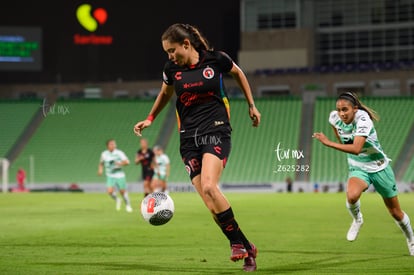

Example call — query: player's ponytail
[161,23,213,52]
[337,92,379,122]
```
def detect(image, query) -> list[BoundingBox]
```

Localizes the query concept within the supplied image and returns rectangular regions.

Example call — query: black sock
[238,229,252,250]
[215,207,242,245]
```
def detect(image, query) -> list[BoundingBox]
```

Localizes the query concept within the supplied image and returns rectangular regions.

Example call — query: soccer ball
[140,192,175,226]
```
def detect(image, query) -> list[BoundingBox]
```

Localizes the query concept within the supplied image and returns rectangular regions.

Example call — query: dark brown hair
[337,92,379,121]
[161,23,212,52]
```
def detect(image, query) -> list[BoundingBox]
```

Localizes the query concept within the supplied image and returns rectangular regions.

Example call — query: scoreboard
[0,27,42,71]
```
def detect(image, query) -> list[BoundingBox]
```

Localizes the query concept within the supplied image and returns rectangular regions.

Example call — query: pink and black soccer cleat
[243,242,257,272]
[230,243,248,262]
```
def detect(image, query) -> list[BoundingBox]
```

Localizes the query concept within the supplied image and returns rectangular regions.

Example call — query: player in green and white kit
[152,145,170,193]
[313,92,414,256]
[98,139,133,212]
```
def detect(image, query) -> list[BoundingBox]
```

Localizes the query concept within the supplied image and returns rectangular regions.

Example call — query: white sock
[346,199,362,221]
[122,192,131,206]
[396,212,414,241]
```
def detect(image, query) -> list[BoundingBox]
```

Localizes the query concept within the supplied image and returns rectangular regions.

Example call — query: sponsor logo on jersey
[175,71,182,80]
[357,126,368,134]
[183,81,203,89]
[179,91,214,106]
[185,165,191,175]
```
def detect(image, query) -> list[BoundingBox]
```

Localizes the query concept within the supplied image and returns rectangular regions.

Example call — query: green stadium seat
[10,99,167,184]
[0,100,41,157]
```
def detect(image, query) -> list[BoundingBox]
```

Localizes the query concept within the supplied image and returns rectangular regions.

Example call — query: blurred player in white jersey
[98,139,133,212]
[313,92,414,255]
[152,145,170,193]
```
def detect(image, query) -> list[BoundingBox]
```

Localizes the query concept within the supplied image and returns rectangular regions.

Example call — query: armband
[146,114,155,122]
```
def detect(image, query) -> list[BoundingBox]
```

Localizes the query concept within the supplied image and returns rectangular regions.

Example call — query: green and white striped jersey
[154,154,170,177]
[100,149,129,178]
[329,109,390,172]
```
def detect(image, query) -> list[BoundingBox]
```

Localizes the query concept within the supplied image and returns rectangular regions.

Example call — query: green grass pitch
[1,192,413,274]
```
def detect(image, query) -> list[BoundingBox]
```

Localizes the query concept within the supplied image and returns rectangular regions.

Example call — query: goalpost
[0,155,35,193]
[0,158,10,193]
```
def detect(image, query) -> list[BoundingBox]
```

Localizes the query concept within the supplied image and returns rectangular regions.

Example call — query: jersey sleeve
[216,51,234,73]
[119,150,129,161]
[328,110,339,126]
[162,62,174,85]
[355,111,373,137]
[99,152,104,163]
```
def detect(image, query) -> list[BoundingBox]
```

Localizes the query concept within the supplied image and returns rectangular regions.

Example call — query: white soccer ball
[140,192,175,226]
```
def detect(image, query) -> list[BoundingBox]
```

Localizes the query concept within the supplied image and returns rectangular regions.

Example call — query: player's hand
[134,120,152,136]
[249,106,261,127]
[312,132,329,145]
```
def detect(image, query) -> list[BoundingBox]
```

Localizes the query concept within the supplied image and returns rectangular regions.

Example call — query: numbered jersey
[329,109,390,172]
[100,149,129,178]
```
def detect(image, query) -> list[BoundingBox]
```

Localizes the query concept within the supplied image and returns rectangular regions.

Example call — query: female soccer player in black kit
[134,23,261,272]
[135,138,155,197]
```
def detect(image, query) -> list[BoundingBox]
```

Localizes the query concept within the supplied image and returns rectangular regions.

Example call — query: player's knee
[201,180,219,199]
[346,191,361,204]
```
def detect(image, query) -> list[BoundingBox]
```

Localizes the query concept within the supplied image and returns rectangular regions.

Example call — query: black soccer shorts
[180,130,231,180]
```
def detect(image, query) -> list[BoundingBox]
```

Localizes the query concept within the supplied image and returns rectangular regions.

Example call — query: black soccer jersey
[162,50,233,138]
[137,149,154,175]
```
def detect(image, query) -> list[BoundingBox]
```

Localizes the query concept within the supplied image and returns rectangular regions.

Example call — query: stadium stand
[5,96,413,187]
[165,97,303,184]
[9,99,167,184]
[254,61,414,77]
[0,100,41,158]
[403,158,414,184]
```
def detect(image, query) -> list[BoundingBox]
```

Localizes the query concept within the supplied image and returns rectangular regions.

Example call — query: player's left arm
[228,63,261,127]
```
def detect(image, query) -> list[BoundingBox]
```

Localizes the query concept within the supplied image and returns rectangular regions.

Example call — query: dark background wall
[0,0,240,84]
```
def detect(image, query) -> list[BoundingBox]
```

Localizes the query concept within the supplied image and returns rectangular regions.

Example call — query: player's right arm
[331,125,341,143]
[134,83,174,136]
[328,110,341,143]
[135,153,143,164]
[98,153,104,176]
[98,162,104,176]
